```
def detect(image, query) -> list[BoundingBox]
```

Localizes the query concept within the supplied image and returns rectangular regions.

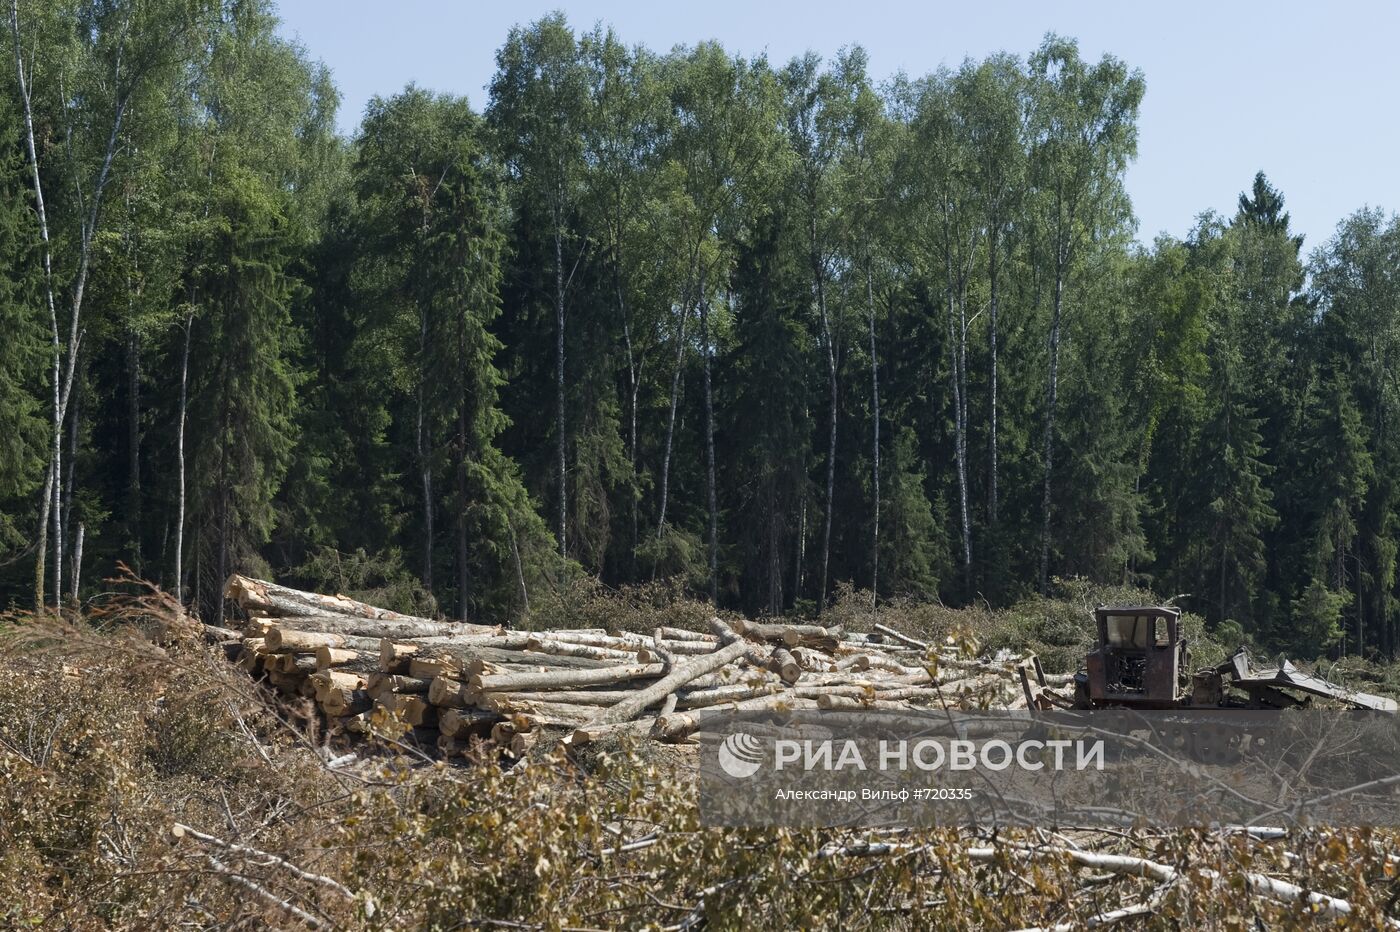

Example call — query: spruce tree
[724,196,813,615]
[0,93,44,564]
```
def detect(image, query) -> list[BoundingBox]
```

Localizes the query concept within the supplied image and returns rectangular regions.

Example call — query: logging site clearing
[3,573,1400,929]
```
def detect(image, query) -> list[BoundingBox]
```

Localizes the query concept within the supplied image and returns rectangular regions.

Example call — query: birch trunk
[554,210,567,557]
[69,522,83,601]
[987,228,1000,528]
[417,309,433,593]
[1039,262,1065,595]
[126,324,141,570]
[455,307,469,620]
[620,283,641,577]
[814,241,837,615]
[866,261,880,606]
[947,267,972,584]
[12,0,58,609]
[655,285,691,537]
[174,309,192,606]
[700,290,718,603]
[14,1,129,607]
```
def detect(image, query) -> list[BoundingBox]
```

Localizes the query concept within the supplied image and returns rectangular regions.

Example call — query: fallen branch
[171,822,354,901]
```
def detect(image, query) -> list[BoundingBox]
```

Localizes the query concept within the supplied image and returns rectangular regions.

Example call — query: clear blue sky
[275,0,1398,252]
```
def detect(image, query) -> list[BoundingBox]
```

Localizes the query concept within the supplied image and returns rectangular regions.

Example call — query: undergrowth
[0,581,1396,929]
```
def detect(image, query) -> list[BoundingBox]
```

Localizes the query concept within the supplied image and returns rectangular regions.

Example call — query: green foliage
[1290,578,1347,659]
[186,158,305,616]
[0,94,44,557]
[294,545,438,617]
[0,8,1399,662]
[879,428,951,600]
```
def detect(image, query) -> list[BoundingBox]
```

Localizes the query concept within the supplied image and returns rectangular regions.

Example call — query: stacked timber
[217,574,1069,762]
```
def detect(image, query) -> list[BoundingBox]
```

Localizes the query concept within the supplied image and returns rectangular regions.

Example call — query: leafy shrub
[294,545,440,617]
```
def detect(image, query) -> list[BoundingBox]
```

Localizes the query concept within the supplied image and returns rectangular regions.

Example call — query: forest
[2,0,1398,661]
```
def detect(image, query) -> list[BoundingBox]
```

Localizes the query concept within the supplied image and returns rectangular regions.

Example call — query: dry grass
[0,582,1396,929]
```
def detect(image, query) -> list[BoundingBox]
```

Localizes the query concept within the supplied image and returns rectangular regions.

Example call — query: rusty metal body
[1083,606,1187,709]
[1019,605,1397,714]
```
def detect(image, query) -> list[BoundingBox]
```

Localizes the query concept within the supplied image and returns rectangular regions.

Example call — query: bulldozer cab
[1086,606,1188,707]
[1019,604,1398,712]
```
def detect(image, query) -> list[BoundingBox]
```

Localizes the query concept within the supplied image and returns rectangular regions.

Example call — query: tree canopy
[2,3,1398,660]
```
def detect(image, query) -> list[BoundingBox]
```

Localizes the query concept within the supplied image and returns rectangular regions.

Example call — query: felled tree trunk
[592,637,755,725]
[224,574,494,633]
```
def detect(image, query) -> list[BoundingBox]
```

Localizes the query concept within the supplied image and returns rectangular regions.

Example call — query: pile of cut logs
[213,575,1069,761]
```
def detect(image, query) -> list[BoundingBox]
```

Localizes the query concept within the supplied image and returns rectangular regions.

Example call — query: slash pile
[216,574,1072,761]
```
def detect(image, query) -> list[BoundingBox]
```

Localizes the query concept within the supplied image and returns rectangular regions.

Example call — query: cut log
[315,646,360,669]
[457,645,614,671]
[366,673,428,699]
[469,663,664,694]
[601,630,714,656]
[657,626,717,643]
[796,669,934,687]
[676,683,782,709]
[398,642,613,680]
[522,636,637,663]
[790,646,836,671]
[791,684,954,703]
[439,707,498,738]
[321,687,372,717]
[340,711,373,734]
[380,694,438,727]
[649,628,677,669]
[236,641,267,675]
[567,718,657,747]
[650,712,700,742]
[483,700,596,728]
[309,670,367,701]
[476,689,636,707]
[507,731,537,759]
[836,652,929,677]
[769,647,802,685]
[934,673,1003,696]
[517,627,610,641]
[732,619,842,651]
[592,637,755,725]
[427,676,471,709]
[817,694,936,710]
[872,623,928,651]
[686,666,783,690]
[267,653,318,674]
[224,574,496,634]
[265,629,344,653]
[378,641,420,674]
[255,612,496,644]
[724,694,820,712]
[409,657,458,680]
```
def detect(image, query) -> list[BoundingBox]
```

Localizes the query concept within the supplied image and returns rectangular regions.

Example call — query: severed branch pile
[217,574,1071,761]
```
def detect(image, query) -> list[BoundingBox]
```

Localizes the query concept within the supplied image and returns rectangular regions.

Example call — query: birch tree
[1026,36,1143,594]
[489,14,590,560]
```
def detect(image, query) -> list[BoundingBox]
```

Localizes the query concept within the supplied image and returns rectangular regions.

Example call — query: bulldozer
[1019,605,1398,714]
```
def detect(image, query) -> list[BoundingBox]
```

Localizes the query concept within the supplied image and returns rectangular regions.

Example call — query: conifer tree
[0,91,43,557]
